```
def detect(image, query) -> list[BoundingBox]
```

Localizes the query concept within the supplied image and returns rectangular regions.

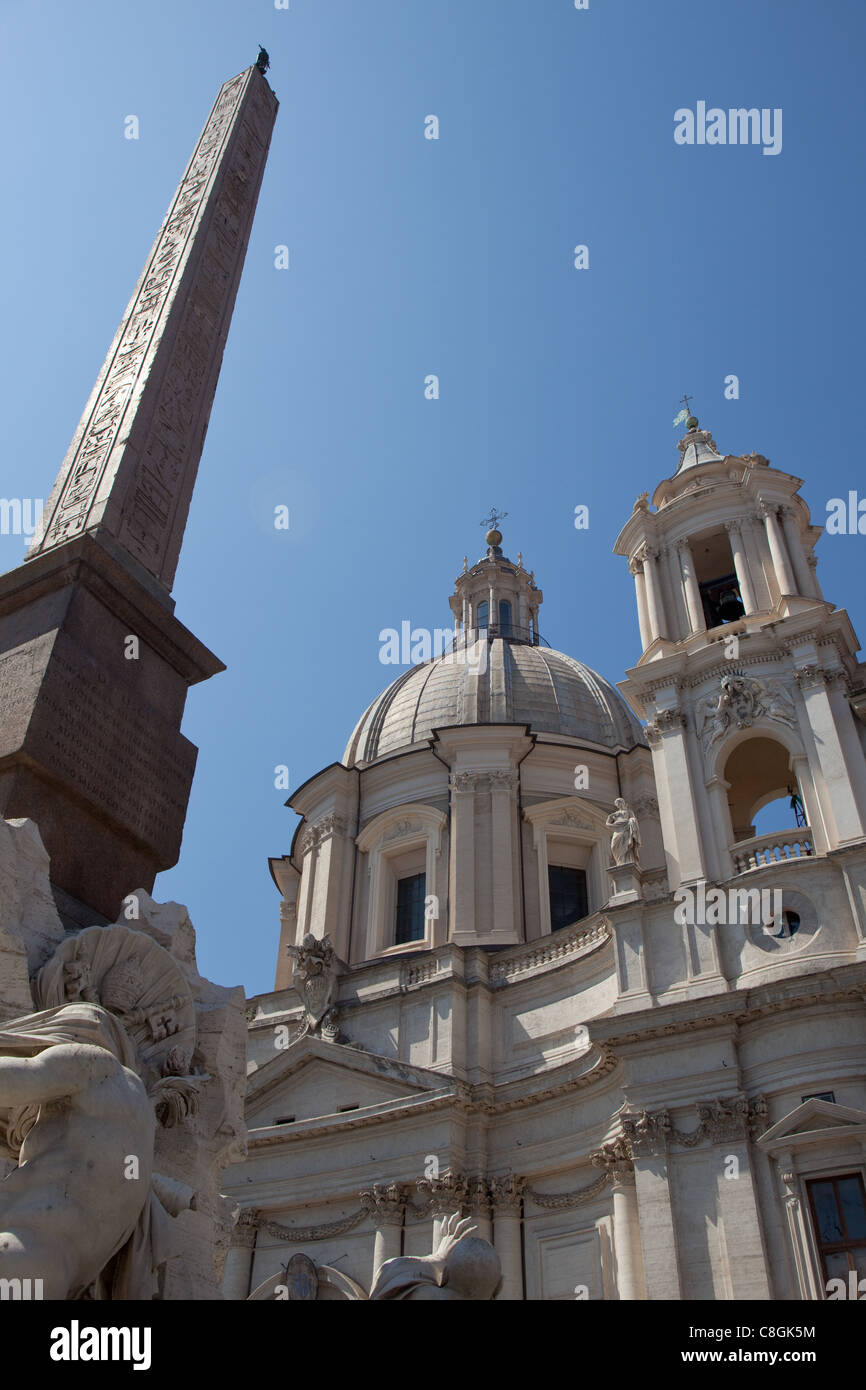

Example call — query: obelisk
[0,62,278,923]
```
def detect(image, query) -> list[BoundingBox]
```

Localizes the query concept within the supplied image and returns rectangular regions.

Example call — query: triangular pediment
[758,1098,866,1150]
[246,1035,449,1128]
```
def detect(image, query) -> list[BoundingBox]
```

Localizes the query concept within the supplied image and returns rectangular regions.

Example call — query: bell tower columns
[614,417,866,894]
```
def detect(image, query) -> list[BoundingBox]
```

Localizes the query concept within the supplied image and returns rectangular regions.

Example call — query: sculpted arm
[0,1043,116,1107]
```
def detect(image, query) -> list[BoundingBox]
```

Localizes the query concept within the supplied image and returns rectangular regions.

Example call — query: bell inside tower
[692,528,745,627]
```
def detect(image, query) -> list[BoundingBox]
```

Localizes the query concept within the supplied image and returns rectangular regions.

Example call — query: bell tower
[614,415,866,890]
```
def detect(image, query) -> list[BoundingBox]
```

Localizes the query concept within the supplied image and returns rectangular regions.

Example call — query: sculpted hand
[433,1211,476,1263]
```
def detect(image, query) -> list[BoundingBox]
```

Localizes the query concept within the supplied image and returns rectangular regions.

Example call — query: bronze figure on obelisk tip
[0,62,278,924]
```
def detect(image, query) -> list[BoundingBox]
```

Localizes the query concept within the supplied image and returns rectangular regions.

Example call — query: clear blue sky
[1,1,864,995]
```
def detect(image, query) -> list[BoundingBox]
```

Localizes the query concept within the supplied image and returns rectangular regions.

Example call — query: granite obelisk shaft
[0,65,277,922]
[29,64,278,590]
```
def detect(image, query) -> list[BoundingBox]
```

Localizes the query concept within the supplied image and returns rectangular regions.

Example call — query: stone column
[789,752,827,853]
[760,503,797,597]
[417,1173,469,1246]
[645,710,708,886]
[705,1106,772,1300]
[806,550,823,600]
[532,822,552,935]
[449,773,477,939]
[629,556,651,650]
[724,520,757,614]
[776,1152,822,1300]
[780,506,813,598]
[641,546,666,643]
[490,770,517,938]
[705,776,735,879]
[796,665,866,843]
[221,1210,258,1300]
[621,1112,682,1300]
[467,1177,494,1244]
[490,1176,525,1300]
[675,538,705,634]
[361,1183,407,1278]
[592,1139,646,1300]
[664,544,687,638]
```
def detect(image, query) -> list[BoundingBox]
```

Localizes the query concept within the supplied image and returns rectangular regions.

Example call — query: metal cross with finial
[481,507,508,531]
[679,393,693,416]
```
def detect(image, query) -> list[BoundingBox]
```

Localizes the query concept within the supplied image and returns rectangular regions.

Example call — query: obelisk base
[0,534,223,921]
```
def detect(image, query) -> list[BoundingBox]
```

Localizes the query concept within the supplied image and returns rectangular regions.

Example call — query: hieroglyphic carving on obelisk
[27,64,278,590]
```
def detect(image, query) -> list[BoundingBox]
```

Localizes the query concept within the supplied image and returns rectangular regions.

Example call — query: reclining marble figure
[0,925,200,1299]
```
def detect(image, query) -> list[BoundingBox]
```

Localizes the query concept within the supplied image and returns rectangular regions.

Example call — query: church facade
[224,420,866,1301]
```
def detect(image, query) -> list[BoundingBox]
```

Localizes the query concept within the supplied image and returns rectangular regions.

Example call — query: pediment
[246,1035,448,1128]
[758,1098,866,1151]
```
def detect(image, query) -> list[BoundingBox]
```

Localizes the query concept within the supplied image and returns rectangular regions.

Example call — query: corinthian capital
[359,1182,408,1227]
[620,1108,671,1157]
[449,772,477,793]
[488,1174,526,1211]
[416,1172,469,1215]
[590,1136,635,1186]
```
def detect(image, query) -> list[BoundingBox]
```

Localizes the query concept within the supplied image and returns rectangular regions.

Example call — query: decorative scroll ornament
[696,672,796,750]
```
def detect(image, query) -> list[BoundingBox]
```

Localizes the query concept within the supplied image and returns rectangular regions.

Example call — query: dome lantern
[449,513,543,646]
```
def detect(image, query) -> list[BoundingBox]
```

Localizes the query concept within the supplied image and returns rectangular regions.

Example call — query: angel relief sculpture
[696,672,796,750]
[0,925,202,1299]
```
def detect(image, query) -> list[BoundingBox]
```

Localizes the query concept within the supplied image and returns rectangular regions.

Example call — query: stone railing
[731,829,814,875]
[488,918,610,985]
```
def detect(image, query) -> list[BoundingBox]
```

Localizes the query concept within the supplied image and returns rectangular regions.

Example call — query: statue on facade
[368,1213,502,1300]
[606,798,641,866]
[0,925,201,1299]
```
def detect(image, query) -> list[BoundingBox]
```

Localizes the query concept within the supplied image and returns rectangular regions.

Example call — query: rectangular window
[395,871,427,945]
[548,865,588,933]
[805,1173,866,1284]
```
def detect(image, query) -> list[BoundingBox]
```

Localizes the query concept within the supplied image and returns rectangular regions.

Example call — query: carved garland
[258,1210,367,1243]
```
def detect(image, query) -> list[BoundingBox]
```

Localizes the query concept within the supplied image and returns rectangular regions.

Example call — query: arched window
[477,601,489,632]
[499,600,513,636]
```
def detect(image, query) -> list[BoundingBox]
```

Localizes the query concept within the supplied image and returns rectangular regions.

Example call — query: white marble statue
[368,1213,502,1300]
[0,925,201,1299]
[606,798,641,866]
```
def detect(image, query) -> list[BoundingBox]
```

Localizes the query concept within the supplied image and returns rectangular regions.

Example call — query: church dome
[343,639,646,765]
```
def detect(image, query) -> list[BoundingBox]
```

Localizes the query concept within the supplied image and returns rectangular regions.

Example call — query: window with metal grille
[548,865,588,932]
[395,871,427,945]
